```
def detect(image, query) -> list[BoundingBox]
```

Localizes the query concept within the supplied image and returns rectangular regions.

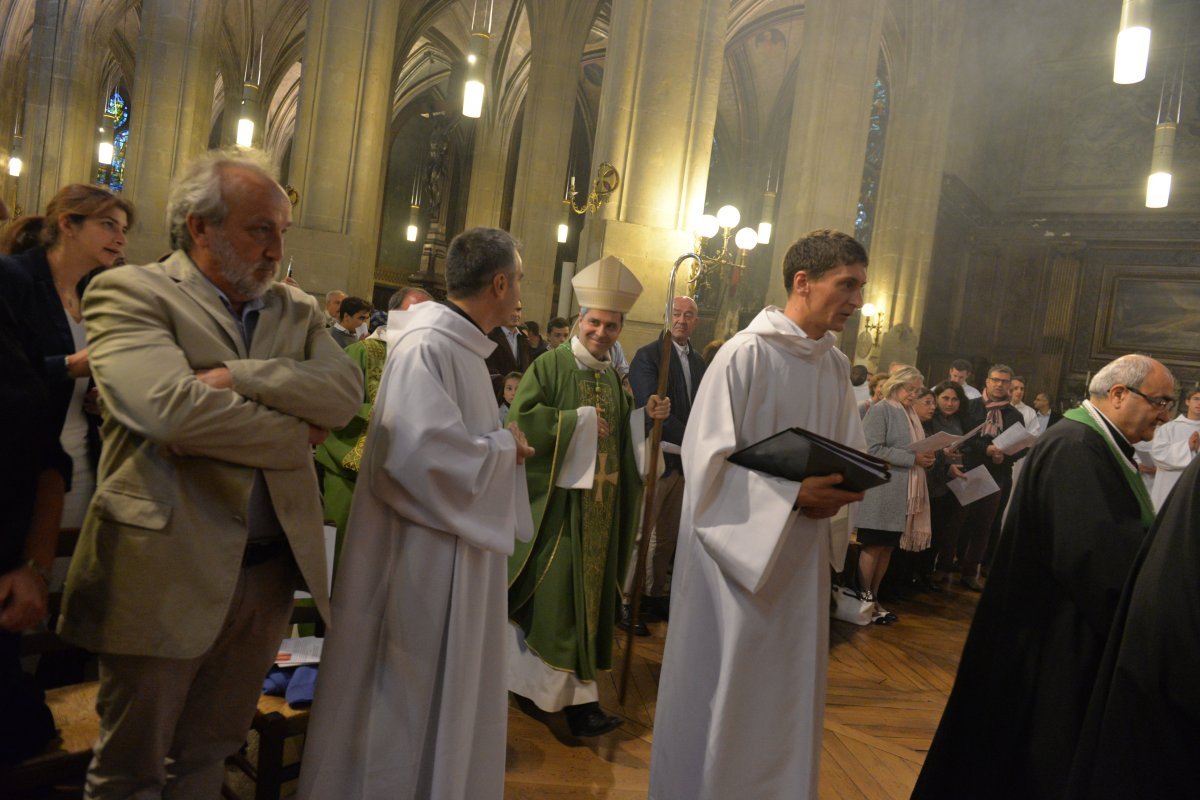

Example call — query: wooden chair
[0,529,99,799]
[222,603,323,800]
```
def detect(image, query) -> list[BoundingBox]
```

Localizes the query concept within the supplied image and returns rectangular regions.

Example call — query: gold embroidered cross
[593,452,618,504]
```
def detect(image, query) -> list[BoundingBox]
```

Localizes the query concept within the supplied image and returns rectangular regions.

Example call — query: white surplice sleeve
[682,348,799,594]
[831,380,868,570]
[1151,423,1199,472]
[365,334,527,555]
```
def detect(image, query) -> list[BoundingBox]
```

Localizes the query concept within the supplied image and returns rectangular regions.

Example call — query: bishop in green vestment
[507,256,668,737]
[507,339,642,670]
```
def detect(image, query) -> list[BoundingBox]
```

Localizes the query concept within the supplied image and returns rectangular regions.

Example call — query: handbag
[831,585,875,626]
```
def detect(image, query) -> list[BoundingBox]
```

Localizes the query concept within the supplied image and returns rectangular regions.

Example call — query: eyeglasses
[1126,386,1176,410]
[987,376,1011,384]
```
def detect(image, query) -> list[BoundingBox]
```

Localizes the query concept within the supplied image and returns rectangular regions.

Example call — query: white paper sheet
[905,423,985,454]
[275,636,323,667]
[947,465,1001,506]
[992,421,1038,455]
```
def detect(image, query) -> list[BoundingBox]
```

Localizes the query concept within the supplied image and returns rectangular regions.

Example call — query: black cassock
[1066,455,1200,799]
[912,418,1149,800]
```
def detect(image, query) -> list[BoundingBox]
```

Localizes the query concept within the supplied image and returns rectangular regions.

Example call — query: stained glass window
[95,89,130,192]
[855,58,889,249]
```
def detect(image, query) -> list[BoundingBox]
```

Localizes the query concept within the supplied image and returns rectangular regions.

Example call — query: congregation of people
[3,154,1199,800]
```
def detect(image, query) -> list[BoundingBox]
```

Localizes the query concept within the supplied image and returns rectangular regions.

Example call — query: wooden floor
[503,583,979,799]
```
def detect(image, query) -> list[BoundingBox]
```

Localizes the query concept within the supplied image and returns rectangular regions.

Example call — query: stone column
[576,0,728,350]
[122,0,219,263]
[462,120,509,231]
[863,3,965,371]
[285,0,401,298]
[20,0,104,215]
[0,2,36,198]
[506,0,598,326]
[767,0,886,310]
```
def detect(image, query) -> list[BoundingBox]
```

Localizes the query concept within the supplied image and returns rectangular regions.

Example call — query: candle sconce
[563,162,620,215]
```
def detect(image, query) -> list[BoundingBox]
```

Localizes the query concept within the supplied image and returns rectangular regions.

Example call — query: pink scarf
[886,399,932,551]
[980,391,1009,437]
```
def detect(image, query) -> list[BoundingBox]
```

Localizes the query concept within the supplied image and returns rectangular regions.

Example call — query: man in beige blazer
[57,151,361,799]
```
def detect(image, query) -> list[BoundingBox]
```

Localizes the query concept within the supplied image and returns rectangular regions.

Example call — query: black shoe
[618,604,650,636]
[644,595,670,622]
[565,703,624,737]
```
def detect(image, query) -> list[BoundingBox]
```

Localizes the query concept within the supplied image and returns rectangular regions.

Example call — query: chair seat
[255,693,311,723]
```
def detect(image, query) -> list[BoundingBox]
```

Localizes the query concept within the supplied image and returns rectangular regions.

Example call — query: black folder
[727,426,891,493]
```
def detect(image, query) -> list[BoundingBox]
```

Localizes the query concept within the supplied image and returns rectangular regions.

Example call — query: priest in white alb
[1148,386,1200,510]
[649,229,871,800]
[298,228,534,800]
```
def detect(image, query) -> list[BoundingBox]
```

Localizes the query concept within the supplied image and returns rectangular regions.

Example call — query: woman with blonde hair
[0,184,135,528]
[854,366,935,623]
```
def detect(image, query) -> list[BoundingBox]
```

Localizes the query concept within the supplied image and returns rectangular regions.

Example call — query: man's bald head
[1089,354,1176,443]
[670,295,699,345]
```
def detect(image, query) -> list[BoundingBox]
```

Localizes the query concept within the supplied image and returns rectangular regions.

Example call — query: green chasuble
[314,337,387,575]
[508,343,644,681]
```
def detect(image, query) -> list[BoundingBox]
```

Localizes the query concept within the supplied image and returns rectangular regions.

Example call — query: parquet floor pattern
[504,585,979,799]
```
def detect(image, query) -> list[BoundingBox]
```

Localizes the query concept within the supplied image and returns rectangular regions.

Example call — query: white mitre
[571,255,643,314]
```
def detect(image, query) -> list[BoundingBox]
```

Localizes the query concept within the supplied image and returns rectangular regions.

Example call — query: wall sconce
[563,162,620,215]
[1113,0,1152,84]
[861,302,885,344]
[556,222,569,243]
[685,203,758,302]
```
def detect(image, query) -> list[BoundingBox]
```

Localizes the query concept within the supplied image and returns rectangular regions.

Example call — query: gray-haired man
[58,150,361,798]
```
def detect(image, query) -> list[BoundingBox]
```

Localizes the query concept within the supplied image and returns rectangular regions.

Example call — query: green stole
[1063,405,1155,529]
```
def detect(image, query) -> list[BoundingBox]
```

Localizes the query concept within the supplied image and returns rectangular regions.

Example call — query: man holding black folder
[649,229,869,800]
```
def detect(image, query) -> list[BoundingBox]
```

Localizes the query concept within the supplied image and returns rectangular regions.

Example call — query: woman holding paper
[855,367,935,623]
[925,381,972,588]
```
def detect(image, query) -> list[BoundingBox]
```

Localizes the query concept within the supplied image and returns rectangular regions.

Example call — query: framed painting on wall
[1094,266,1200,364]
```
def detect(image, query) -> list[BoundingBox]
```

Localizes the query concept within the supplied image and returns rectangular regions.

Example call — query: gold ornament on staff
[618,250,703,705]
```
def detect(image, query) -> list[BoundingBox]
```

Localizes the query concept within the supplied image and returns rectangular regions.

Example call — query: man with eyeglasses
[956,364,1027,591]
[916,354,1175,800]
